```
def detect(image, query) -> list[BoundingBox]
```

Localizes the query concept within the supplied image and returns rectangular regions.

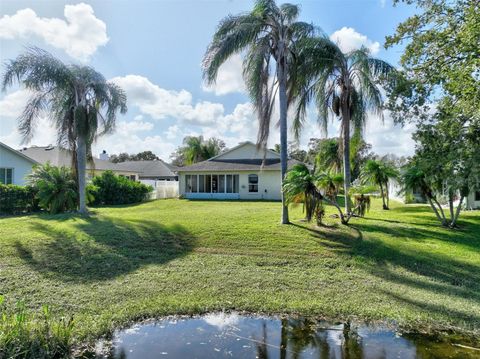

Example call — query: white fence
[141,180,179,199]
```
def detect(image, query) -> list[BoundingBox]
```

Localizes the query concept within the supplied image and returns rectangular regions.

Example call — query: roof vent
[45,145,54,151]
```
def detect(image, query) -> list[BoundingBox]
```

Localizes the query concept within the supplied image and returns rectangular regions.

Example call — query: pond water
[93,313,478,359]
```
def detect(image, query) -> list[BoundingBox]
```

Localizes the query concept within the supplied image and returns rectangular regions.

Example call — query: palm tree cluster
[360,159,399,210]
[2,47,127,214]
[203,0,394,223]
[173,136,226,166]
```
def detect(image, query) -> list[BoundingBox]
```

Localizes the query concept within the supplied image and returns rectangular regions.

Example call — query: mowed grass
[0,199,479,345]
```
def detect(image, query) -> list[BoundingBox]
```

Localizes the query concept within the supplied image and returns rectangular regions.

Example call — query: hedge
[0,185,39,215]
[90,171,152,205]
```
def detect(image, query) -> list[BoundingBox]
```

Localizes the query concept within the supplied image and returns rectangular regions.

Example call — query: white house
[0,142,39,185]
[177,141,301,200]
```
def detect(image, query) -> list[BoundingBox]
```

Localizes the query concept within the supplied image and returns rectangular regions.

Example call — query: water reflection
[93,313,478,359]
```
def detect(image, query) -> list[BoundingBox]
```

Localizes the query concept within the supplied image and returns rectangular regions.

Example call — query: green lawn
[1,199,479,346]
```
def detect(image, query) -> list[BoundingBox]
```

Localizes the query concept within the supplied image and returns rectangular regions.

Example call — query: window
[199,175,205,193]
[191,175,198,192]
[475,191,480,201]
[0,168,13,184]
[248,174,258,192]
[218,174,225,193]
[211,175,218,193]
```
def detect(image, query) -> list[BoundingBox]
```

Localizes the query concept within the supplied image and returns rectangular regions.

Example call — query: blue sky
[0,0,418,161]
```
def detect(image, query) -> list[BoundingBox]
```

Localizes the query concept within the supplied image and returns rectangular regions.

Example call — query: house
[18,145,140,180]
[115,160,178,181]
[388,177,480,209]
[177,141,301,200]
[0,142,39,185]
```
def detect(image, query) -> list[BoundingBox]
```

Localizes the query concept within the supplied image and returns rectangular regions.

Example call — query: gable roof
[209,141,280,161]
[19,146,138,173]
[0,142,39,164]
[115,160,177,177]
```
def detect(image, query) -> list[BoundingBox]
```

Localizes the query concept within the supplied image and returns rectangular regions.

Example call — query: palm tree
[2,47,127,214]
[180,136,225,165]
[293,46,395,215]
[202,0,318,224]
[360,159,399,210]
[283,164,324,224]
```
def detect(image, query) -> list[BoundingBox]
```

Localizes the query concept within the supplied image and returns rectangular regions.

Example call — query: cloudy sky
[0,0,417,161]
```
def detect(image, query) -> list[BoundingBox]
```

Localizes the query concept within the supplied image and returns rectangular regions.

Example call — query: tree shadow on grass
[14,216,196,283]
[292,217,480,306]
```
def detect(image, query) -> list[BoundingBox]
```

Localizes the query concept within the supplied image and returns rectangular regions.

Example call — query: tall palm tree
[293,46,395,214]
[360,159,399,210]
[202,0,318,224]
[2,47,127,213]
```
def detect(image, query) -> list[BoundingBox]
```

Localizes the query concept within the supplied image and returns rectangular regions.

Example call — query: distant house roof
[176,158,302,172]
[19,146,138,173]
[176,141,301,172]
[0,142,39,164]
[115,160,177,178]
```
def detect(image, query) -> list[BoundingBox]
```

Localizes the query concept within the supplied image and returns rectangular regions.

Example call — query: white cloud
[0,89,30,118]
[330,27,380,55]
[202,54,246,95]
[111,75,225,125]
[0,3,108,61]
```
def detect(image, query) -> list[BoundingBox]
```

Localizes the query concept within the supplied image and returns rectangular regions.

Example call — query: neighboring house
[18,145,139,180]
[177,141,301,200]
[388,177,480,209]
[115,160,178,181]
[388,178,426,204]
[465,189,480,210]
[0,142,39,185]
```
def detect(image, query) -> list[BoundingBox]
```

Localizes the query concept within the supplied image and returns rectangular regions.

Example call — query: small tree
[360,159,399,210]
[27,163,77,214]
[403,102,480,228]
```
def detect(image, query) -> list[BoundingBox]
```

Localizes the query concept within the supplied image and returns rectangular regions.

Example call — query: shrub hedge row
[90,171,152,205]
[0,185,39,215]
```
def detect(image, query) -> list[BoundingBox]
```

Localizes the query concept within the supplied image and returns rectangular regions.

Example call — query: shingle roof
[19,146,138,173]
[176,158,302,172]
[115,160,177,177]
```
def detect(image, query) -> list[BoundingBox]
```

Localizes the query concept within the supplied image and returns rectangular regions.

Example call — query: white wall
[0,146,35,185]
[179,170,282,200]
[466,191,480,210]
[215,143,279,160]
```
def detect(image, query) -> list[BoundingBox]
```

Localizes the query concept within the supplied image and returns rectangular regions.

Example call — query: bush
[0,296,74,359]
[91,171,152,205]
[0,184,39,215]
[27,163,78,214]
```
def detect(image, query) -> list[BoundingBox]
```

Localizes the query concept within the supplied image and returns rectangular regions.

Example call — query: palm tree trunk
[278,59,289,224]
[379,182,387,209]
[77,135,87,214]
[341,103,351,214]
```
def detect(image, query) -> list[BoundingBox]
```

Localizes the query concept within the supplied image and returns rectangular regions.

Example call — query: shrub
[27,163,78,214]
[91,171,152,205]
[0,296,74,359]
[0,184,39,215]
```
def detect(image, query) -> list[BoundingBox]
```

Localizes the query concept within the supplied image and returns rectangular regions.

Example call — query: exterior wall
[214,143,279,160]
[466,190,480,210]
[0,146,35,185]
[179,170,282,200]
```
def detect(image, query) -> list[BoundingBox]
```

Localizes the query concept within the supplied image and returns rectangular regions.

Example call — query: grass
[0,199,479,352]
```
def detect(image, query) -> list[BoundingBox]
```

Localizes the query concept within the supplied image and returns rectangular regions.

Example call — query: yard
[1,199,479,347]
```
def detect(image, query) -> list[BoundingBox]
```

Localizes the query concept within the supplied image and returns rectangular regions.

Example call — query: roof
[177,158,303,172]
[115,160,177,177]
[176,141,301,172]
[209,141,280,161]
[18,146,138,173]
[0,142,39,165]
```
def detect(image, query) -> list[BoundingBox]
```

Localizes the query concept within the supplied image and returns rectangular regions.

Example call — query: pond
[93,313,479,359]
